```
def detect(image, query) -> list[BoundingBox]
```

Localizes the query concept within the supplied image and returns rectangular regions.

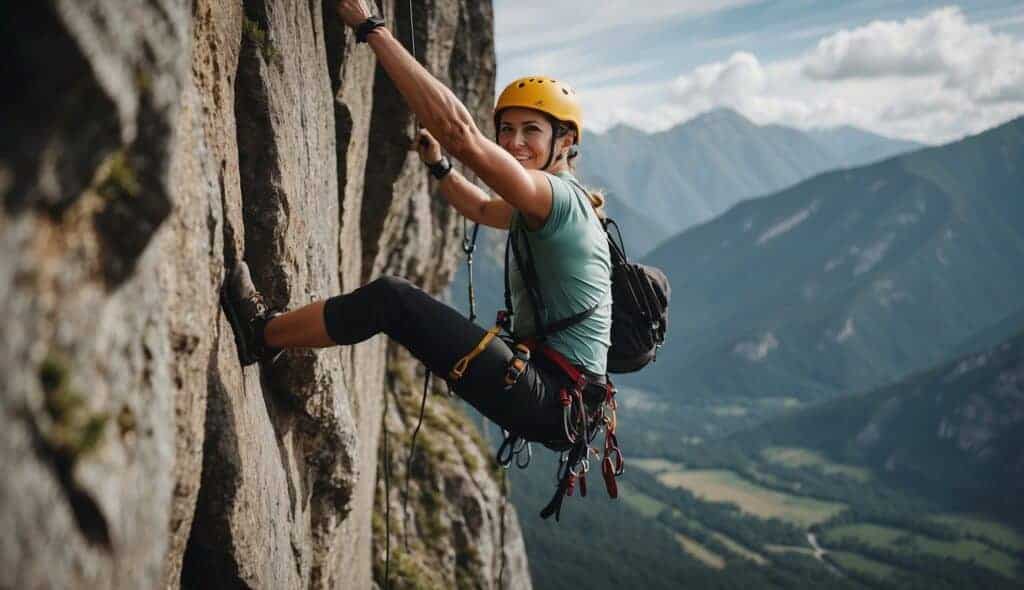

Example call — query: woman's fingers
[416,129,442,163]
[336,0,371,28]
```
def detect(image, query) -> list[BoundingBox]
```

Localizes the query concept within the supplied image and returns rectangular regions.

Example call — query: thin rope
[408,0,420,131]
[497,468,508,588]
[382,5,419,588]
[402,371,431,550]
[407,0,417,60]
[383,394,392,590]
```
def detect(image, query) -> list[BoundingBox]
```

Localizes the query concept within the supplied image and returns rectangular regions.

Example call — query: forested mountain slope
[734,329,1024,525]
[638,116,1024,402]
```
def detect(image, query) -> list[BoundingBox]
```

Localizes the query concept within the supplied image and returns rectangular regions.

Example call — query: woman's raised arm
[335,1,553,223]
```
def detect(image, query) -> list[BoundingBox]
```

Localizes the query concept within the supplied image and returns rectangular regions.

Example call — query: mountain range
[577,108,923,256]
[637,115,1024,402]
[448,110,921,320]
[501,115,1024,590]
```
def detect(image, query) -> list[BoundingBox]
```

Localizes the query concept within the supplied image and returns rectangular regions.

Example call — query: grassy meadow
[822,522,1021,579]
[655,468,847,527]
[620,446,1023,586]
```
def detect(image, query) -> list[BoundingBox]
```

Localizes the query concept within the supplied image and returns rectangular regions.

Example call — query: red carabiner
[602,456,618,498]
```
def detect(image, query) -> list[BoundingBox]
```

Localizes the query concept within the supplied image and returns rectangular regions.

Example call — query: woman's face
[497,107,555,170]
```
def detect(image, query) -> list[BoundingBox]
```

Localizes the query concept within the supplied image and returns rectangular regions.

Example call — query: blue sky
[494,1,1024,143]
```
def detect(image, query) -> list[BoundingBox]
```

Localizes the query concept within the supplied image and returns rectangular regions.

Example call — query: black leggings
[323,276,567,444]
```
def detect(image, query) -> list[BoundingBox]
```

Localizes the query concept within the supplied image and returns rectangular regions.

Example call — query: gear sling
[449,221,624,521]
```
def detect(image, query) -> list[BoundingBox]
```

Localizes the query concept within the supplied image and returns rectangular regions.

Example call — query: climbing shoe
[221,262,282,366]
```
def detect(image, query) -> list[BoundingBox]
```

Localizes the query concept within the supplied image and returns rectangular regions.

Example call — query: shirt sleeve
[530,173,573,239]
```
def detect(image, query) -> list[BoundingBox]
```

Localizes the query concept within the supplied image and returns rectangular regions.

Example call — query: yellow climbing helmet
[494,76,583,144]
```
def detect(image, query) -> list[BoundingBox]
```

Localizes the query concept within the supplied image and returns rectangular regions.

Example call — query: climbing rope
[381,4,419,587]
[402,371,431,550]
[382,392,392,590]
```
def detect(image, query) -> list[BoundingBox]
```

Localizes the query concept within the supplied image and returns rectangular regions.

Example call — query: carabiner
[515,441,532,469]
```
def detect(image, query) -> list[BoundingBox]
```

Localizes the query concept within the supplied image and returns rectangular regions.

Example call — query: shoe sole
[220,279,258,366]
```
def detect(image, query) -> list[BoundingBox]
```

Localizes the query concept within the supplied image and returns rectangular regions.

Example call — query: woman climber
[223,0,619,518]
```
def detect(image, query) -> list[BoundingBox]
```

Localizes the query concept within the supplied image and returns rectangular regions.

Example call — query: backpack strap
[504,224,600,341]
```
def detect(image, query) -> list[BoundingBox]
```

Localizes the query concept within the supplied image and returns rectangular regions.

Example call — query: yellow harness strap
[449,324,502,381]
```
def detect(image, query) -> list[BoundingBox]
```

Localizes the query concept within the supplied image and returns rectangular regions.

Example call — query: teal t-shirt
[509,171,612,374]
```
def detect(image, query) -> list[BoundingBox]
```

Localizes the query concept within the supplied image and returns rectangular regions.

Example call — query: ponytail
[587,189,607,220]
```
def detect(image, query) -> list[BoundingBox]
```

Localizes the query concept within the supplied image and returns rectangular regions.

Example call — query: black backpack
[603,219,671,372]
[504,214,670,373]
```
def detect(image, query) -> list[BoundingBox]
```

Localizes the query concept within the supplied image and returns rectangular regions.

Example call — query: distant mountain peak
[687,107,753,128]
[601,122,645,137]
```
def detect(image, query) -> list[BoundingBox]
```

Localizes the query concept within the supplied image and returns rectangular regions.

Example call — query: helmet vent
[518,82,525,88]
[562,88,569,95]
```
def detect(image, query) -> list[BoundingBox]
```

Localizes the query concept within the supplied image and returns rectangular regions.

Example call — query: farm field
[930,514,1024,552]
[760,446,872,482]
[618,481,667,518]
[827,551,900,580]
[675,533,726,569]
[712,532,768,565]
[657,469,847,527]
[764,544,815,557]
[631,458,685,474]
[822,523,1021,579]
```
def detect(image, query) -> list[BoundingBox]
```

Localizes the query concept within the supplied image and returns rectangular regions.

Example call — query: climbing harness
[446,222,626,521]
[503,343,530,388]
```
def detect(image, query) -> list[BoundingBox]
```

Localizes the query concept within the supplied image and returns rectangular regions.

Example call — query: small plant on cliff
[95,150,141,202]
[38,353,109,459]
[242,17,278,64]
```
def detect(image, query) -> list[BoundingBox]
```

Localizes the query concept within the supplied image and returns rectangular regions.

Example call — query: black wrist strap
[428,156,453,180]
[355,16,386,43]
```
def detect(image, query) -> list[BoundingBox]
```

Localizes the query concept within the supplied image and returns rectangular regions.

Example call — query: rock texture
[0,1,528,588]
[374,350,531,589]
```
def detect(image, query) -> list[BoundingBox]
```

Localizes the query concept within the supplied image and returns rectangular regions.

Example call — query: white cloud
[802,6,1024,105]
[803,7,965,79]
[673,52,766,103]
[495,0,760,55]
[627,6,1024,143]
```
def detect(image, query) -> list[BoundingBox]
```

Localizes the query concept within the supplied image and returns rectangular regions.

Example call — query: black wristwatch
[355,16,386,43]
[427,156,453,180]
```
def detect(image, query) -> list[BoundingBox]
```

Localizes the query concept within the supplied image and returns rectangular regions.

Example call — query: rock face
[0,1,529,589]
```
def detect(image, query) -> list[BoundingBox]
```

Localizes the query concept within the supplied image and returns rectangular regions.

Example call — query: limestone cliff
[0,1,530,588]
